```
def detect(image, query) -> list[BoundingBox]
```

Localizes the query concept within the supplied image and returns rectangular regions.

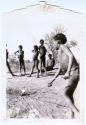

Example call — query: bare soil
[6,68,79,119]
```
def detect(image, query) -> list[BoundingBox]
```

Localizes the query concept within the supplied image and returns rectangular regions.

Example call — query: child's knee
[64,88,72,98]
[32,63,35,67]
[64,90,68,97]
[36,66,38,70]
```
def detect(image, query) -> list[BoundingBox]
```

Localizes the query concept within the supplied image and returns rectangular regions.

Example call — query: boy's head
[53,33,67,44]
[34,45,38,51]
[53,33,67,50]
[18,45,23,50]
[40,39,44,45]
[48,54,52,59]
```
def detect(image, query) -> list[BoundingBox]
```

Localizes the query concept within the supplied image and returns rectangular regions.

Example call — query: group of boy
[30,39,55,78]
[6,39,55,77]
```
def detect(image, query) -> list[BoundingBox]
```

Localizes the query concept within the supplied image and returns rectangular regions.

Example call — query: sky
[0,0,86,60]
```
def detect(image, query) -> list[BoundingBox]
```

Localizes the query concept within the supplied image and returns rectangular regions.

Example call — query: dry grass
[6,66,80,119]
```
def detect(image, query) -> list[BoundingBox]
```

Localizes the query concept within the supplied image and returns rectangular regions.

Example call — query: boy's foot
[37,75,39,78]
[29,74,32,77]
[8,75,13,79]
[11,74,16,77]
[71,106,79,119]
[48,83,52,87]
[74,111,80,119]
[43,72,47,77]
[71,110,80,119]
[20,73,22,76]
[40,71,42,75]
[71,111,74,119]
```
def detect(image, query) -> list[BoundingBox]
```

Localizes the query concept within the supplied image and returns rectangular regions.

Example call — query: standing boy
[6,44,15,76]
[30,45,39,78]
[48,33,79,118]
[15,45,26,75]
[39,39,47,75]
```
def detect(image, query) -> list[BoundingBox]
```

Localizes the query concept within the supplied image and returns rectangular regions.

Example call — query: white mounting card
[0,1,85,125]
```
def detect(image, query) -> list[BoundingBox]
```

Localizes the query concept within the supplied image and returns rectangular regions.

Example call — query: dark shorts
[19,59,25,67]
[40,56,46,67]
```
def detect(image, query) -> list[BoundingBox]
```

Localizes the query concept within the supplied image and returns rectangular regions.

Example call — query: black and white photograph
[0,0,85,125]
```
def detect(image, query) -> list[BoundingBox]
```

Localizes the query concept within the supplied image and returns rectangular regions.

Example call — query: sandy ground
[6,69,80,119]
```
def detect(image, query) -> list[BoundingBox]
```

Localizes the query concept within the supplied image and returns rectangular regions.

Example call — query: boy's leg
[24,65,26,74]
[64,89,79,118]
[40,59,42,75]
[36,60,39,78]
[30,61,35,76]
[6,61,14,76]
[19,61,22,75]
[43,56,47,75]
[22,60,26,74]
[64,69,79,118]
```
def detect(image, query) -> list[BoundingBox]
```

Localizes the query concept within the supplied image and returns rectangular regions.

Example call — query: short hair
[34,45,38,51]
[53,33,67,44]
[48,54,52,57]
[19,45,23,49]
[40,39,44,44]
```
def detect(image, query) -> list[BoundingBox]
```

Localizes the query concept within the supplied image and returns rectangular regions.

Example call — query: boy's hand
[48,82,53,87]
[48,79,55,87]
[62,72,70,79]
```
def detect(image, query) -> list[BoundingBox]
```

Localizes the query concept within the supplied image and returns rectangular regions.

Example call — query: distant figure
[6,44,15,76]
[48,33,79,118]
[14,45,26,75]
[46,54,55,71]
[30,45,40,78]
[39,39,47,75]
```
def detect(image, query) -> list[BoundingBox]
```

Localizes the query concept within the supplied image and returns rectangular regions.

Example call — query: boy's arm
[48,63,61,87]
[23,51,24,55]
[32,50,34,52]
[45,46,47,53]
[61,45,73,79]
[23,51,24,57]
[38,46,41,53]
[52,58,55,67]
[14,50,19,54]
[46,59,48,67]
[38,46,40,51]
